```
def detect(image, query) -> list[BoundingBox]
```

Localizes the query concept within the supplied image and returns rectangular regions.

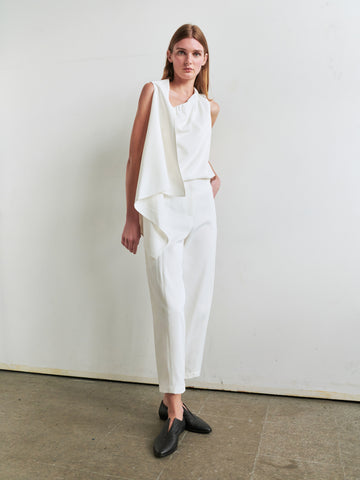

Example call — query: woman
[121,24,220,458]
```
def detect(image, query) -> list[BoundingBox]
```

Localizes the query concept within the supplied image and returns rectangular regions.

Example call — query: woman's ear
[167,49,172,63]
[202,52,208,67]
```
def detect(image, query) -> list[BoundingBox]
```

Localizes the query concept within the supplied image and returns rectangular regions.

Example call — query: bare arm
[210,100,220,127]
[121,82,154,254]
[209,100,221,197]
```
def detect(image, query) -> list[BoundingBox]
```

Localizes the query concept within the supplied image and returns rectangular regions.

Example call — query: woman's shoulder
[141,81,155,95]
[208,98,220,115]
[208,99,220,126]
[137,82,156,113]
[198,91,220,113]
[141,79,168,96]
[144,79,168,89]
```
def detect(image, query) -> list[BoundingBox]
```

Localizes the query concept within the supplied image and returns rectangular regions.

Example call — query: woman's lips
[184,68,193,72]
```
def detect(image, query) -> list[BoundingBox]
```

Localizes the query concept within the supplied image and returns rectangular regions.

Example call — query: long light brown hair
[162,24,210,99]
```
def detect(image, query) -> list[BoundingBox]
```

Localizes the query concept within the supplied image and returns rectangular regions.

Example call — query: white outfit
[134,79,217,393]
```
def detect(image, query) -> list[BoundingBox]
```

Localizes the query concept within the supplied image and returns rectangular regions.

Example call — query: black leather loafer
[153,417,186,458]
[158,400,212,434]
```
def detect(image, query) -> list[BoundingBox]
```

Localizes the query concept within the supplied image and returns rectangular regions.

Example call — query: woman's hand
[210,174,221,198]
[121,216,141,254]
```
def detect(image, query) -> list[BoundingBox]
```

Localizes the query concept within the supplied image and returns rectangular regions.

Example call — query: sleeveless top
[134,78,214,257]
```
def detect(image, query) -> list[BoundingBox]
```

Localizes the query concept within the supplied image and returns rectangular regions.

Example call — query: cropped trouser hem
[185,370,201,379]
[159,384,186,394]
[158,371,201,394]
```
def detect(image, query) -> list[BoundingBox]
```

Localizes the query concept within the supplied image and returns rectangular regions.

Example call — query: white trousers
[142,179,217,394]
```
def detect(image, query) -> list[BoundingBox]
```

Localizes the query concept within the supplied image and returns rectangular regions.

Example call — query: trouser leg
[142,179,217,394]
[144,233,186,394]
[183,180,217,378]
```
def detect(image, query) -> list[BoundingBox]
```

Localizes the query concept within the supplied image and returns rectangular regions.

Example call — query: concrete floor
[0,370,359,480]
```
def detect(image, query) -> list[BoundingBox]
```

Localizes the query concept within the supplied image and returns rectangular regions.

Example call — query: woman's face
[167,37,208,81]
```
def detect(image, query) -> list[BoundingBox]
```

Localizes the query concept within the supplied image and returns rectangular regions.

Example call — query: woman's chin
[175,71,197,81]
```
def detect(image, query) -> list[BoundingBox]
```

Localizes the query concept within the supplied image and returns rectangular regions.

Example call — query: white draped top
[134,78,214,257]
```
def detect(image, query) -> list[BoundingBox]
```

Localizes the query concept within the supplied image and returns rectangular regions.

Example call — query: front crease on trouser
[143,179,217,394]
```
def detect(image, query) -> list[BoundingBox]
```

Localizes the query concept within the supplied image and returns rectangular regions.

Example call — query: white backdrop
[1,0,359,400]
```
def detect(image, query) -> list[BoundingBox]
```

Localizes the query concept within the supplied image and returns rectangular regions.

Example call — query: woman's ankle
[163,393,182,408]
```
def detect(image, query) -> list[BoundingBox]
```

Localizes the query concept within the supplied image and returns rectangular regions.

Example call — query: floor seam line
[258,452,344,466]
[333,413,346,480]
[93,421,124,448]
[249,402,269,480]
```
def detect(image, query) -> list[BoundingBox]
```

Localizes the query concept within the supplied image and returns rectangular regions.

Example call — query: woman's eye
[176,50,202,57]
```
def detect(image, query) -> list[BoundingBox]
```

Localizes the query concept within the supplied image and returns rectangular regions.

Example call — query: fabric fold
[134,79,213,258]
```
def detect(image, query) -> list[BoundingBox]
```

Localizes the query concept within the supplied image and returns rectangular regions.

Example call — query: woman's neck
[169,76,195,98]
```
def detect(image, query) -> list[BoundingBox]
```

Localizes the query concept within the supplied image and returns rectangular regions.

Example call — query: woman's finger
[121,233,140,253]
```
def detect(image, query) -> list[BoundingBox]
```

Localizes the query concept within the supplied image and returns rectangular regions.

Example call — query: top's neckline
[167,79,197,108]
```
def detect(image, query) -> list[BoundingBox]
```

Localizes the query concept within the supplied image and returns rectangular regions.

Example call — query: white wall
[1,0,359,400]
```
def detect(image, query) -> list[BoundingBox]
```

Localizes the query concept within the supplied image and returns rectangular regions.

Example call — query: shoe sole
[185,425,212,434]
[153,444,178,458]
